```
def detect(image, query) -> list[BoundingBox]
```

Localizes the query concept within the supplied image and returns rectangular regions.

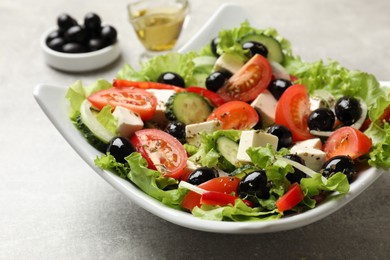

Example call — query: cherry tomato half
[181,176,240,211]
[207,101,259,130]
[323,126,372,160]
[130,129,188,179]
[275,84,313,141]
[216,54,272,102]
[186,86,225,107]
[276,183,304,213]
[88,87,158,121]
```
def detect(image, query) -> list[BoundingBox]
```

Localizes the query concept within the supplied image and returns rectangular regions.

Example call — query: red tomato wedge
[186,86,225,107]
[130,129,188,179]
[87,87,158,121]
[275,84,313,141]
[181,177,240,211]
[216,54,272,102]
[323,126,372,160]
[113,79,185,93]
[276,183,304,213]
[200,191,254,207]
[207,101,259,130]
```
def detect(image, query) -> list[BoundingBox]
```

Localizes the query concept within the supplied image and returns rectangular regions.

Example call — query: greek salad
[66,22,390,221]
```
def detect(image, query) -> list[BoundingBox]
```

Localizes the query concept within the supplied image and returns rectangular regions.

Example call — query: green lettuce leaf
[192,200,281,222]
[285,58,388,108]
[125,153,187,208]
[65,79,112,120]
[368,122,390,169]
[188,130,242,168]
[116,52,199,87]
[96,105,118,135]
[300,172,349,208]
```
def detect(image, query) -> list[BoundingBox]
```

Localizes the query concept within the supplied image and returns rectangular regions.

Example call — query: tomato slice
[186,86,225,107]
[130,129,188,179]
[87,87,158,121]
[216,54,272,102]
[275,84,313,141]
[323,126,372,160]
[276,183,304,213]
[207,101,259,130]
[181,177,240,211]
[113,79,185,93]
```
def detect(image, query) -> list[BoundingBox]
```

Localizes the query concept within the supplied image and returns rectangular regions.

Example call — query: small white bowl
[40,27,121,72]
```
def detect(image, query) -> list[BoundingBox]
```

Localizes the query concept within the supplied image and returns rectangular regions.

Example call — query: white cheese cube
[237,130,279,162]
[213,53,244,74]
[289,146,326,172]
[145,89,176,127]
[250,90,278,127]
[112,106,144,138]
[293,138,323,150]
[185,120,222,147]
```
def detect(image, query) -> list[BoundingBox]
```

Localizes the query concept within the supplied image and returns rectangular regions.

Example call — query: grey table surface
[1,0,389,259]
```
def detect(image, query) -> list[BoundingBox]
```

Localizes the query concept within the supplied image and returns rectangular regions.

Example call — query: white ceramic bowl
[40,27,121,72]
[34,3,387,234]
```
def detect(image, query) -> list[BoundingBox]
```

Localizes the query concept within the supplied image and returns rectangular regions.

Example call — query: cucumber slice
[75,114,108,153]
[165,92,213,125]
[193,56,217,68]
[240,34,284,64]
[79,99,115,143]
[216,136,240,167]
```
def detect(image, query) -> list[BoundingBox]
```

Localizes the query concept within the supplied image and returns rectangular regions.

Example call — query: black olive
[157,72,185,88]
[187,167,219,185]
[46,30,63,44]
[101,25,117,44]
[87,38,106,52]
[65,25,88,44]
[268,79,293,100]
[267,125,293,150]
[284,154,306,184]
[84,12,102,33]
[205,71,230,92]
[321,155,356,183]
[335,96,362,126]
[57,13,77,31]
[238,170,270,199]
[62,42,86,53]
[107,137,136,163]
[308,108,335,131]
[47,37,66,52]
[242,41,268,58]
[164,121,186,143]
[210,37,220,57]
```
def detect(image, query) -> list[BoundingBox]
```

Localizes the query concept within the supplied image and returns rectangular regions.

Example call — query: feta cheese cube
[293,138,323,150]
[237,130,279,162]
[145,89,176,127]
[185,120,222,147]
[250,90,278,127]
[289,146,326,172]
[112,106,144,138]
